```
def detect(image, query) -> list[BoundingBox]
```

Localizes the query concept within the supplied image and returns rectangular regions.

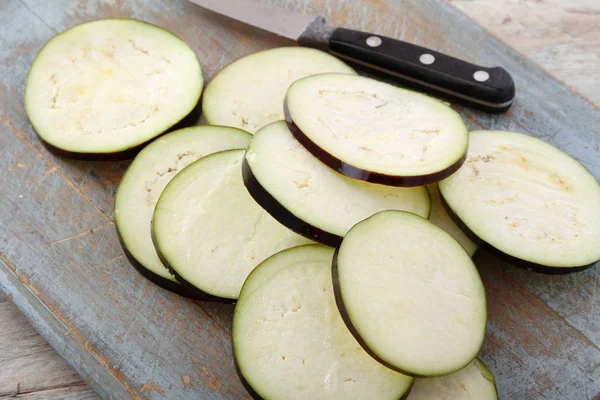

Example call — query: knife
[187,0,516,112]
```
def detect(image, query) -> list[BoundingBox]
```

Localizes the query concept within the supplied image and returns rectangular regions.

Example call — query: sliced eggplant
[202,47,355,133]
[407,358,498,400]
[243,121,430,246]
[114,126,251,296]
[233,245,414,400]
[25,19,203,156]
[284,73,468,186]
[427,184,478,257]
[439,130,600,273]
[333,211,487,377]
[152,150,313,301]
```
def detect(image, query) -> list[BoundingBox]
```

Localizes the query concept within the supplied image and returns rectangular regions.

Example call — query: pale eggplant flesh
[284,73,469,186]
[233,245,414,400]
[243,121,431,247]
[439,130,600,274]
[333,211,487,377]
[25,19,204,159]
[114,126,252,297]
[152,150,312,302]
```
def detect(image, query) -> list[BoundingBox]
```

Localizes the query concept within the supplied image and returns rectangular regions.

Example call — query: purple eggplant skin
[115,228,201,299]
[150,225,236,304]
[439,195,596,274]
[232,357,264,400]
[283,104,467,187]
[35,99,203,161]
[242,156,342,248]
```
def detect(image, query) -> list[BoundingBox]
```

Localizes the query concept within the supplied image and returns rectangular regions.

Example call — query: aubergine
[407,358,498,400]
[243,121,430,247]
[439,130,600,274]
[25,19,203,157]
[114,126,251,297]
[333,211,487,377]
[233,245,414,400]
[427,184,478,257]
[152,150,313,301]
[202,47,355,134]
[284,73,468,186]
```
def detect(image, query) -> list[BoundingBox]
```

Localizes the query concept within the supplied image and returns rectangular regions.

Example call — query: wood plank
[0,260,129,400]
[476,252,600,399]
[0,385,98,400]
[0,0,599,399]
[505,263,600,349]
[448,0,600,105]
[0,300,86,397]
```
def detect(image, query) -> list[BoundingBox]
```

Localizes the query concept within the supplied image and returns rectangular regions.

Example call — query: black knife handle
[329,28,515,112]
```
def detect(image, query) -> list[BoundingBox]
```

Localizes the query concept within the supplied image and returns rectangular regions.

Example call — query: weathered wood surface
[0,385,98,400]
[448,0,600,105]
[0,293,88,397]
[3,2,599,398]
[0,0,598,399]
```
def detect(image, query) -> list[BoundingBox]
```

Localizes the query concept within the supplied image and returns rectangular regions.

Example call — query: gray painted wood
[0,0,598,399]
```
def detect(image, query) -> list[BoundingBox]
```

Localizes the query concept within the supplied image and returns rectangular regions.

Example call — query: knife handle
[328,28,515,112]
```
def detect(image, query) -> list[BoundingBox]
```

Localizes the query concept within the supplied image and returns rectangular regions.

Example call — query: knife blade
[187,0,515,112]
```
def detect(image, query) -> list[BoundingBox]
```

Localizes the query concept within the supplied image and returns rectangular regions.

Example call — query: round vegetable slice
[25,19,203,156]
[407,358,498,400]
[243,121,430,247]
[233,245,414,400]
[114,126,251,297]
[427,184,477,257]
[202,47,355,133]
[284,73,468,186]
[333,211,487,377]
[439,130,600,273]
[152,150,313,301]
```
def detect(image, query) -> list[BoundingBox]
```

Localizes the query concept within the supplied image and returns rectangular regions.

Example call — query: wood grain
[0,299,88,397]
[448,0,600,105]
[0,385,98,400]
[477,252,600,399]
[0,0,598,400]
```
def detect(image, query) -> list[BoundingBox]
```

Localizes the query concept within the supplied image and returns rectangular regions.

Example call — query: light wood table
[1,0,598,398]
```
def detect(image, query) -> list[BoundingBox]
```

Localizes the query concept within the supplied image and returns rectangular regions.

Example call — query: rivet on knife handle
[185,0,516,113]
[299,23,516,112]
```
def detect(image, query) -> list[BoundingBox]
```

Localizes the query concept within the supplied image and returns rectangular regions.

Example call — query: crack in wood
[0,381,94,399]
[0,381,92,398]
[40,222,115,248]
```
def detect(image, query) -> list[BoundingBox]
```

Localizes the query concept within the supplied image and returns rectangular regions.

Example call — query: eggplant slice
[202,47,355,133]
[284,73,468,186]
[333,211,487,377]
[25,19,203,156]
[152,150,313,301]
[114,126,251,296]
[233,245,414,400]
[427,184,478,257]
[243,121,430,247]
[407,358,498,400]
[439,130,600,273]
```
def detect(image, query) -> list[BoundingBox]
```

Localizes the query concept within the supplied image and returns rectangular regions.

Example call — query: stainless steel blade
[187,0,318,41]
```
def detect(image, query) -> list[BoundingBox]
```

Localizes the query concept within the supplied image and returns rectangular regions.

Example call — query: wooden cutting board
[1,0,598,399]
